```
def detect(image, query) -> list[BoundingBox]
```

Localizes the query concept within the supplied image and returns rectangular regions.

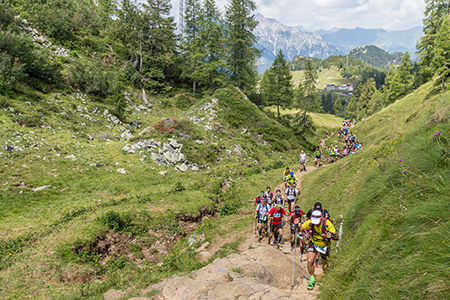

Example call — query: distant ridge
[347,45,404,67]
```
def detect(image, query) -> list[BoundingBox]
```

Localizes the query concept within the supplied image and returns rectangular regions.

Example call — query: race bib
[314,244,328,255]
[274,213,281,218]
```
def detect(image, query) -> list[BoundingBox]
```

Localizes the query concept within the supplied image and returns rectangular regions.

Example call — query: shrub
[68,60,113,96]
[174,93,194,110]
[171,182,186,193]
[219,183,241,216]
[100,211,131,232]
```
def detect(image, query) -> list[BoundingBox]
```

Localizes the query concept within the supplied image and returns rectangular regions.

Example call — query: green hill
[348,45,404,67]
[298,82,450,299]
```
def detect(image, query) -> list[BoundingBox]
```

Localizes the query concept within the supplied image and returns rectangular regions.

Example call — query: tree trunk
[277,97,280,118]
[212,69,216,91]
[141,88,152,108]
[193,79,196,94]
[442,76,446,90]
[139,37,143,72]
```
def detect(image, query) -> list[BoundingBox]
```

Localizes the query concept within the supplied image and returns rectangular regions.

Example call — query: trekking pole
[291,227,298,290]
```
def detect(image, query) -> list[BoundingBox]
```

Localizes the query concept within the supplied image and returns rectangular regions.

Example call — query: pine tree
[333,95,342,117]
[296,60,321,114]
[225,0,261,92]
[388,53,414,103]
[345,96,357,119]
[417,0,450,82]
[260,69,274,106]
[141,0,178,93]
[432,14,450,89]
[264,50,293,117]
[198,0,227,91]
[180,0,203,93]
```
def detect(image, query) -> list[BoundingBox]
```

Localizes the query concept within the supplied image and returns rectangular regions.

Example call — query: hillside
[298,82,450,299]
[348,45,404,67]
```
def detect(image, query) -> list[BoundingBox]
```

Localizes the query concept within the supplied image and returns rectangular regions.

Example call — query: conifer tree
[264,50,293,117]
[296,60,321,116]
[181,0,203,93]
[432,14,450,89]
[345,96,357,119]
[417,0,450,82]
[198,0,227,91]
[260,69,274,106]
[388,53,414,103]
[333,95,343,117]
[141,0,178,93]
[225,0,261,92]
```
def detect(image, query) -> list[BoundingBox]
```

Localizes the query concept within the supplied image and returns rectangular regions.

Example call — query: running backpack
[309,218,328,238]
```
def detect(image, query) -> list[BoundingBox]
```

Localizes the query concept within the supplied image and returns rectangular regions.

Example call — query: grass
[296,81,450,299]
[291,67,362,89]
[0,81,335,299]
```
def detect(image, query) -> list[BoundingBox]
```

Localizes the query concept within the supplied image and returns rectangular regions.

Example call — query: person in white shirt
[285,182,299,213]
[299,150,307,172]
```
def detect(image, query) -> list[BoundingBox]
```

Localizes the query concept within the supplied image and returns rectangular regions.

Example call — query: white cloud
[169,0,424,31]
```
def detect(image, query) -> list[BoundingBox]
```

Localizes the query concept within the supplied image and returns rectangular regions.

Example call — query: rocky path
[127,163,324,300]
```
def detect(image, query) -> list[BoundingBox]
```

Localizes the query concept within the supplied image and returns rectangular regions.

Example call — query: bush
[100,211,131,232]
[219,183,242,216]
[174,93,194,110]
[68,60,113,96]
[171,182,186,193]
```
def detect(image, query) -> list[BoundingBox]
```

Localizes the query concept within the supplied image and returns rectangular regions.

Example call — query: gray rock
[162,143,173,152]
[95,163,104,167]
[103,109,110,116]
[116,168,126,175]
[32,185,51,192]
[130,120,141,128]
[158,171,169,176]
[1,145,14,152]
[14,146,24,151]
[64,154,76,160]
[110,115,122,125]
[168,138,182,149]
[103,289,126,300]
[121,144,134,154]
[164,151,185,164]
[139,127,152,136]
[191,165,200,171]
[120,130,134,140]
[151,153,166,164]
[76,105,84,112]
[175,163,189,172]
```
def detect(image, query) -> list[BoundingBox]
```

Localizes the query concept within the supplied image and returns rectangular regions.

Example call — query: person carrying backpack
[265,186,274,207]
[285,182,299,213]
[255,198,271,242]
[302,210,339,290]
[283,167,290,185]
[285,171,297,188]
[314,146,322,168]
[306,202,332,223]
[273,189,284,207]
[299,150,307,172]
[253,191,265,206]
[268,204,287,248]
[289,205,306,251]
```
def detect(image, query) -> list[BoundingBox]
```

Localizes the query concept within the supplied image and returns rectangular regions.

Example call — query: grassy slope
[0,81,310,299]
[291,67,362,88]
[297,82,450,299]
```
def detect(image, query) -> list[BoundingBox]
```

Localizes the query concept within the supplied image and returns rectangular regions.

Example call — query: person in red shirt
[288,205,306,251]
[268,204,287,248]
[253,191,265,206]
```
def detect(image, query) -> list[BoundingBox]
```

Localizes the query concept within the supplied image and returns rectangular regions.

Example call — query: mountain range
[255,14,423,73]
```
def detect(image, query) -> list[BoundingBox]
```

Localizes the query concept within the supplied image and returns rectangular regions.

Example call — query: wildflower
[389,175,391,177]
[402,189,405,191]
[403,171,407,174]
[438,132,441,134]
[398,159,402,162]
[435,134,438,136]
[400,196,402,199]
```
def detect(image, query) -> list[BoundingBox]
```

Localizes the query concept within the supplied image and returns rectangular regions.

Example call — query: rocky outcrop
[140,244,307,300]
[122,138,198,172]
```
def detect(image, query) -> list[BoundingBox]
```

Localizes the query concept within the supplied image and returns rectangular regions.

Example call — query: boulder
[120,130,135,140]
[163,152,185,165]
[121,144,134,154]
[151,153,166,165]
[175,163,189,172]
[130,120,142,128]
[64,154,76,160]
[139,127,152,136]
[168,138,182,149]
[103,289,127,300]
[116,168,126,175]
[191,165,200,171]
[158,171,169,176]
[31,185,51,192]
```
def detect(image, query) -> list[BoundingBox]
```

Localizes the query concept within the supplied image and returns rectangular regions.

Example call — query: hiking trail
[133,163,325,300]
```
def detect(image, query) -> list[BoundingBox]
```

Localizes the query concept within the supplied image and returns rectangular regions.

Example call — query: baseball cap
[276,204,282,207]
[314,202,322,210]
[311,210,322,225]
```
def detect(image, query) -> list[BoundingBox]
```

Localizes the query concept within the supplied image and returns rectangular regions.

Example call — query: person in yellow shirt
[283,167,290,187]
[301,210,339,290]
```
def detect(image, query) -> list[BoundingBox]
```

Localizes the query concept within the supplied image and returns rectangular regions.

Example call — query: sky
[170,0,425,31]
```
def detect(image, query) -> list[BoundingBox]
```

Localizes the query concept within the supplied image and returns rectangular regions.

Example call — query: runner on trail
[265,186,274,207]
[255,198,271,242]
[314,146,322,168]
[306,202,333,223]
[299,150,307,172]
[283,167,290,186]
[253,191,265,206]
[329,144,335,162]
[302,210,339,290]
[273,189,285,207]
[285,182,299,213]
[288,205,306,251]
[285,171,297,188]
[268,204,287,248]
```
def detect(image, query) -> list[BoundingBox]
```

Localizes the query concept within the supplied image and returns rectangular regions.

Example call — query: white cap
[311,210,322,225]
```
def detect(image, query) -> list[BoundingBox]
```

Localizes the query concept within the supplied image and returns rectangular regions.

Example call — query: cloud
[170,0,424,31]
